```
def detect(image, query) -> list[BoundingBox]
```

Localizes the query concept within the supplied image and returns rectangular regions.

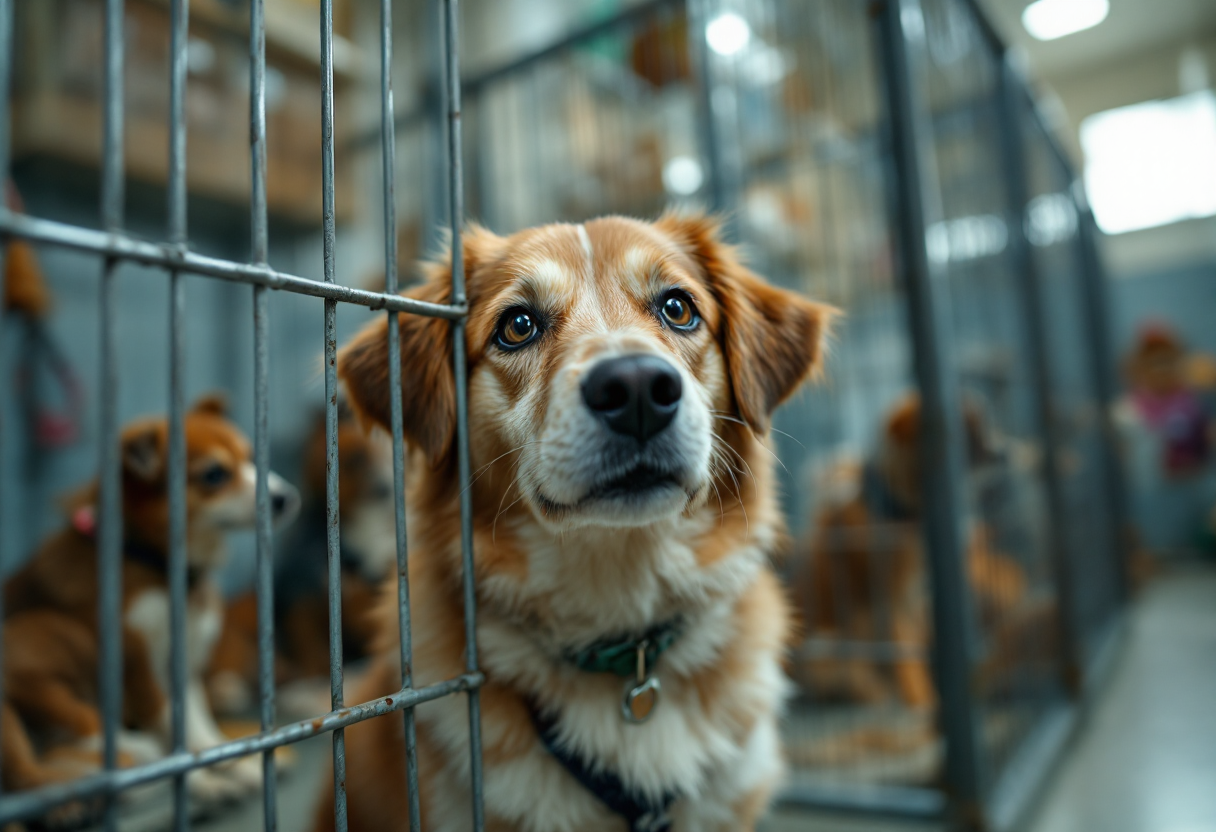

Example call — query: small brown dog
[312,213,836,832]
[791,394,1028,710]
[3,396,299,808]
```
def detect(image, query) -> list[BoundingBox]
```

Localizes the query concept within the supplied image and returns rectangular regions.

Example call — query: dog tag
[622,640,660,723]
[622,676,661,724]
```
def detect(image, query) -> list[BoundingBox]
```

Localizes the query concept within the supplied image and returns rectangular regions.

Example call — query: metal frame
[0,0,485,830]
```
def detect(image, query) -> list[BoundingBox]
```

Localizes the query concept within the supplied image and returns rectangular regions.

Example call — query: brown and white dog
[311,213,835,832]
[791,394,1028,711]
[3,396,299,808]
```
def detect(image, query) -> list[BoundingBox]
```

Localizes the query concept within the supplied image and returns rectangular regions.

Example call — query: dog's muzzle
[581,354,682,444]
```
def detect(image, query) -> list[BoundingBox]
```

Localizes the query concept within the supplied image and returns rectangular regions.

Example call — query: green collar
[561,617,685,678]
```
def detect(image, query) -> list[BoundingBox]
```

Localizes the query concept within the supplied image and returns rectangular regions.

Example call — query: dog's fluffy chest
[414,549,789,832]
[125,581,224,681]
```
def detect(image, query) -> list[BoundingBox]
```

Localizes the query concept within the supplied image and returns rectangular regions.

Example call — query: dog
[207,404,396,716]
[308,213,836,832]
[790,394,1028,711]
[3,395,300,811]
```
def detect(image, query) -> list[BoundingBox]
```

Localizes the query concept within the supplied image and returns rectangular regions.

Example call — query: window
[1080,91,1216,235]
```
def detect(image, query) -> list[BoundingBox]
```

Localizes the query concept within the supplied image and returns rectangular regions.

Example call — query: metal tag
[622,676,661,724]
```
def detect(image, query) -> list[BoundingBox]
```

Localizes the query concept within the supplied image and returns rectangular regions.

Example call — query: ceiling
[977,0,1216,81]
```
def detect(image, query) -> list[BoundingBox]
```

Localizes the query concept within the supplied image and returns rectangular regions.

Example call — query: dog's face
[342,214,833,531]
[120,395,300,545]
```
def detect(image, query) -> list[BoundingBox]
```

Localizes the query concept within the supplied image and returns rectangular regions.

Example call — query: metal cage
[0,0,1128,830]
[0,0,485,831]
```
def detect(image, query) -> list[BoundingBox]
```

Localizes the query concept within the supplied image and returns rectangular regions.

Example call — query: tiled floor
[181,564,1216,832]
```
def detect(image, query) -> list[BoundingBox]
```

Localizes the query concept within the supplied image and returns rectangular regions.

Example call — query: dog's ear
[658,212,838,433]
[339,226,503,467]
[122,421,165,482]
[191,393,229,417]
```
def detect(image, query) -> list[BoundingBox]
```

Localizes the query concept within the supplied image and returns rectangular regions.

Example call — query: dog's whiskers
[711,412,795,473]
[463,441,539,497]
[711,409,807,450]
[492,475,527,543]
[714,434,762,492]
[709,439,749,533]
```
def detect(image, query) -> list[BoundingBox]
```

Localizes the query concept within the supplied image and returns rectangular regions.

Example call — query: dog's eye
[659,290,698,331]
[495,308,541,350]
[197,464,231,488]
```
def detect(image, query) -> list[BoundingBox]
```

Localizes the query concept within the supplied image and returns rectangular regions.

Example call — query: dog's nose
[581,354,682,443]
[272,493,288,514]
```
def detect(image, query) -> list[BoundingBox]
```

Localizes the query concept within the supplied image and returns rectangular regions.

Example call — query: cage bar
[0,674,482,825]
[166,0,191,826]
[438,0,487,826]
[0,213,465,317]
[319,0,348,828]
[379,0,424,825]
[248,0,279,827]
[97,0,128,828]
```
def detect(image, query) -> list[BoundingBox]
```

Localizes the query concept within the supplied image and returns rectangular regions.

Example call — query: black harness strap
[529,702,677,832]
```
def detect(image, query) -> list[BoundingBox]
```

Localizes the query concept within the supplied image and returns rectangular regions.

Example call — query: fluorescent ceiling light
[707,13,751,57]
[1081,91,1216,234]
[1022,0,1109,41]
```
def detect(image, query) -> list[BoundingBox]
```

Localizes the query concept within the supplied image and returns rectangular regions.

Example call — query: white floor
[1023,564,1216,832]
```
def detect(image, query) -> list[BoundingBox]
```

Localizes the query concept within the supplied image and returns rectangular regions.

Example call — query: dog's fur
[311,214,835,832]
[791,395,1028,710]
[3,396,299,810]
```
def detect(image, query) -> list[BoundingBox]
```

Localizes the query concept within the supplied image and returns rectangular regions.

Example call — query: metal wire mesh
[0,1,485,830]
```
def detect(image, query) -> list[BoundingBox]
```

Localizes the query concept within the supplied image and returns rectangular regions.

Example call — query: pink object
[1131,389,1210,474]
[72,504,96,537]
